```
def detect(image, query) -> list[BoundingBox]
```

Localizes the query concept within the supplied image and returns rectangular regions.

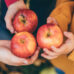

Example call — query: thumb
[29,47,40,62]
[64,32,74,40]
[47,17,58,25]
[5,19,14,33]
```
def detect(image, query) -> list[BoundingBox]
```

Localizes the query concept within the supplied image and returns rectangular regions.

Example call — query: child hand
[5,0,26,33]
[41,32,74,60]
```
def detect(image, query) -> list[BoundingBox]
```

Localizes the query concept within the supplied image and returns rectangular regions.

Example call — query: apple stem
[21,19,26,24]
[21,14,24,18]
[47,33,50,37]
[20,15,26,24]
[26,0,30,9]
[47,28,51,37]
[20,39,25,44]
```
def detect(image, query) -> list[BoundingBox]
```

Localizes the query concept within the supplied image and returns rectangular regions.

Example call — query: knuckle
[70,33,74,39]
[4,16,7,21]
[68,32,73,36]
[6,25,10,30]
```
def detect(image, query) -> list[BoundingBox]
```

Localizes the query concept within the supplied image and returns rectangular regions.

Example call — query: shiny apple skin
[13,9,38,33]
[37,24,63,49]
[11,32,37,58]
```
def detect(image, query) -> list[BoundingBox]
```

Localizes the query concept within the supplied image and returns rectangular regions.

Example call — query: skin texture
[37,24,63,49]
[41,17,74,60]
[5,0,26,33]
[11,32,37,58]
[13,9,38,33]
[0,40,40,66]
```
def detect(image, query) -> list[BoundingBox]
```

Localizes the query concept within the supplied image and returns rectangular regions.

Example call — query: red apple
[11,32,37,58]
[37,24,63,49]
[13,9,38,33]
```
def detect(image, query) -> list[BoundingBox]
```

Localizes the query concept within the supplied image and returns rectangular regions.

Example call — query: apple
[11,32,37,58]
[37,23,63,49]
[13,9,38,33]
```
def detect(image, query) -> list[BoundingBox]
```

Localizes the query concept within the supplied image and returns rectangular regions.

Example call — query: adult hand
[5,0,26,33]
[0,40,40,66]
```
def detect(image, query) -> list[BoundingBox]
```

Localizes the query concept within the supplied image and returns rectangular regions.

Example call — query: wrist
[5,0,19,7]
[8,0,26,10]
[64,48,74,55]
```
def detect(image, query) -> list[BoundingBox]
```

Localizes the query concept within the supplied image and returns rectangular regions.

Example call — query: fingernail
[51,46,55,48]
[43,49,45,51]
[44,48,47,50]
[15,31,17,34]
[41,54,43,56]
[24,60,28,64]
[43,49,46,51]
[64,32,67,34]
[11,30,14,33]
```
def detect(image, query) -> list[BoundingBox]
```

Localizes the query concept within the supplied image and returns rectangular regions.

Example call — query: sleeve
[50,2,72,32]
[68,14,74,61]
[70,14,74,34]
[56,0,71,7]
[50,1,74,61]
[5,0,18,7]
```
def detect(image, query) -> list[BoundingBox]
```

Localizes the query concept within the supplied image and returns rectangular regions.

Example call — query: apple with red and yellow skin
[37,23,63,49]
[11,32,37,58]
[13,9,38,33]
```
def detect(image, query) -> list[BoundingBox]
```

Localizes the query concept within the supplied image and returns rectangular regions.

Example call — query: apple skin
[37,24,63,49]
[11,32,37,58]
[13,9,38,33]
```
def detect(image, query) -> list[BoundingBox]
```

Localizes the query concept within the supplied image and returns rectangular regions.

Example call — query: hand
[47,17,58,25]
[5,0,26,33]
[0,40,40,66]
[41,32,74,60]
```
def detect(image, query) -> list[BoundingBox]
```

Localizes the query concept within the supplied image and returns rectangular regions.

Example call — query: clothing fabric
[50,1,74,74]
[5,0,18,7]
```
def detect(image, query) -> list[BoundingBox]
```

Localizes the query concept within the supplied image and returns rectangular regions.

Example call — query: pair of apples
[11,9,63,58]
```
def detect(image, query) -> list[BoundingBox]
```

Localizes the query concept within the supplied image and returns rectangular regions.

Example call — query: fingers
[0,40,11,49]
[5,15,14,33]
[47,17,58,25]
[64,32,74,40]
[41,45,67,60]
[43,48,58,56]
[10,55,28,66]
[6,49,28,66]
[31,47,40,59]
[27,47,40,65]
[0,47,29,66]
[51,45,67,54]
[51,46,60,53]
[41,53,58,60]
[41,47,60,60]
